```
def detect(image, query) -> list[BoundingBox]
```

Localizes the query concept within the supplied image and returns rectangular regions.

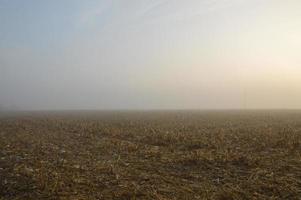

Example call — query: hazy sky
[0,0,300,110]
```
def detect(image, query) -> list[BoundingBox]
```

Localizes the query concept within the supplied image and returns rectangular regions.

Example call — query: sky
[0,0,300,110]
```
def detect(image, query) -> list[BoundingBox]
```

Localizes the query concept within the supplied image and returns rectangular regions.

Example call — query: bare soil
[0,110,301,199]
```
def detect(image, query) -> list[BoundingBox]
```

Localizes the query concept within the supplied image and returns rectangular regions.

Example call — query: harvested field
[0,110,301,199]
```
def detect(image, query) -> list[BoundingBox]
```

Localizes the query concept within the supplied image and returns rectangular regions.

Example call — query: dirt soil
[0,110,301,199]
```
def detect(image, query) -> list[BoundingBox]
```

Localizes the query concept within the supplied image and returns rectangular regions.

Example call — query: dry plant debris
[0,110,301,199]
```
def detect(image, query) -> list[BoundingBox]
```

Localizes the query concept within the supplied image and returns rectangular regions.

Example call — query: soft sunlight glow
[0,0,300,110]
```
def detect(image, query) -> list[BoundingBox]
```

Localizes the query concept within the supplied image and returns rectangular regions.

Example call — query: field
[0,110,301,199]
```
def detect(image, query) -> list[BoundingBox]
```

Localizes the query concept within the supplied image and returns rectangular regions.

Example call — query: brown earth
[0,110,301,199]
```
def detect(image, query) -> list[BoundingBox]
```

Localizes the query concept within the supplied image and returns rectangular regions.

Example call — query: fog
[0,0,301,110]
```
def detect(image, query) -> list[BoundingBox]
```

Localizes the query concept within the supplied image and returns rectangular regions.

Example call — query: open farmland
[0,110,301,199]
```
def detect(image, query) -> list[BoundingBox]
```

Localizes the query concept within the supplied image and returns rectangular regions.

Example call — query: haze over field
[0,0,300,110]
